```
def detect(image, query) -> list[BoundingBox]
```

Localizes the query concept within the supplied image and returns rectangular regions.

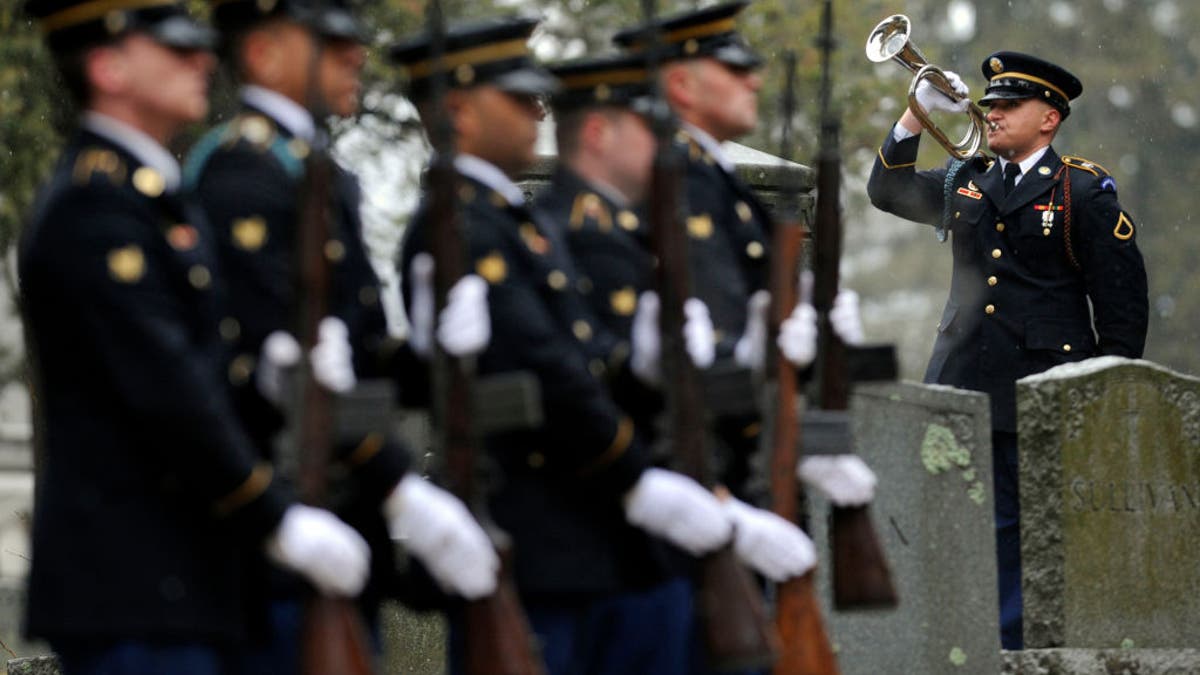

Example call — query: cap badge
[104,11,126,35]
[989,57,1004,74]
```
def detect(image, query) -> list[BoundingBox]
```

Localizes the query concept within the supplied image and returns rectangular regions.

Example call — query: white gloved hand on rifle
[797,454,878,507]
[264,504,371,597]
[630,292,716,386]
[722,494,817,582]
[623,468,732,556]
[384,475,499,600]
[408,252,491,359]
[256,316,356,406]
[914,69,970,115]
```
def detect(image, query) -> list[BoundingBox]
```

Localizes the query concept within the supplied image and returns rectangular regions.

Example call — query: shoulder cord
[1056,165,1081,271]
[938,159,967,243]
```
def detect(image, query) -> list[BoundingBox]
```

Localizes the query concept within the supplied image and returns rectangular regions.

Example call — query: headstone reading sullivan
[1018,356,1200,650]
[809,381,1001,675]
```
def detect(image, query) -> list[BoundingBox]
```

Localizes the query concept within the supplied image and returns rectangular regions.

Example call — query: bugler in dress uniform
[867,49,1148,650]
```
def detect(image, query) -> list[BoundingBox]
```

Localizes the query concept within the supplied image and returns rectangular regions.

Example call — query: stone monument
[808,381,1001,675]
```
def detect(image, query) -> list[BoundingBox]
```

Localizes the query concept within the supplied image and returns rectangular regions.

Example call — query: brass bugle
[865,14,993,160]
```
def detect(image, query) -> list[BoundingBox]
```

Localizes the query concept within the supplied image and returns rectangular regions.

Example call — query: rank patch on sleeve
[1113,212,1135,241]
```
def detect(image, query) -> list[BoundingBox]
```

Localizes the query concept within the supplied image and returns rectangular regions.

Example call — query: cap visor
[493,68,561,97]
[712,43,763,70]
[978,90,1032,105]
[148,16,216,50]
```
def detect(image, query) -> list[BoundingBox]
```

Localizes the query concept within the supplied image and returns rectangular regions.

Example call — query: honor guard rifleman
[18,1,373,672]
[187,0,499,670]
[867,50,1148,649]
[535,53,821,674]
[612,1,880,519]
[392,18,749,674]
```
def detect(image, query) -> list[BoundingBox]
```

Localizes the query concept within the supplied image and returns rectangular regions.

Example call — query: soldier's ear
[1041,106,1062,134]
[85,42,131,98]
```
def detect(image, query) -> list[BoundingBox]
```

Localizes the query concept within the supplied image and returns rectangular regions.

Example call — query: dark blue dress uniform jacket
[400,171,652,600]
[20,130,289,643]
[677,130,773,358]
[187,107,411,613]
[867,132,1148,431]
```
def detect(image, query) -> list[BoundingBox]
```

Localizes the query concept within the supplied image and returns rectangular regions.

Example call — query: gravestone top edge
[1017,356,1200,387]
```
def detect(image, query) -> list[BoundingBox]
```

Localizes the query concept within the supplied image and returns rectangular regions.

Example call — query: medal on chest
[1033,202,1064,236]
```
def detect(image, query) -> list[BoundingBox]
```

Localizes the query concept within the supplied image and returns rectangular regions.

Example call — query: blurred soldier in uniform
[18,1,372,673]
[867,51,1148,648]
[186,0,499,670]
[533,53,819,674]
[390,17,768,674]
[613,0,878,530]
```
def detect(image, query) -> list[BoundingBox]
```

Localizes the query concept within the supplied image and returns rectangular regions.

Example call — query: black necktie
[1003,163,1021,196]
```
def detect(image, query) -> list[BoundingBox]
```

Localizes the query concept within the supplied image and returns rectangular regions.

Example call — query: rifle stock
[423,3,544,672]
[294,142,375,675]
[810,0,898,612]
[768,50,839,675]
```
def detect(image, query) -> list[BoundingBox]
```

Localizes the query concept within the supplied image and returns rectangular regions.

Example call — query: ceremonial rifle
[639,0,778,669]
[808,0,898,611]
[767,50,840,675]
[422,2,544,673]
[291,6,375,672]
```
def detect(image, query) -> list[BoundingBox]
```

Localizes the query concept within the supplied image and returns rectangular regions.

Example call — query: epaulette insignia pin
[166,224,199,251]
[476,252,507,284]
[610,287,638,316]
[72,149,124,185]
[131,166,165,197]
[1114,212,1135,241]
[687,214,714,239]
[108,245,145,283]
[1100,176,1117,193]
[232,216,268,251]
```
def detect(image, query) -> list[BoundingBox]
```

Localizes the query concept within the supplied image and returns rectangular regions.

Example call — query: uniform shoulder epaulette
[1061,155,1110,177]
[72,147,127,187]
[568,192,613,233]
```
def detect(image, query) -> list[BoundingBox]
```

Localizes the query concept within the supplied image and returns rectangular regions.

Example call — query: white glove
[264,504,371,597]
[384,475,499,600]
[623,468,732,556]
[310,317,356,393]
[733,290,771,371]
[683,298,716,369]
[797,455,878,506]
[409,253,492,358]
[256,330,302,405]
[914,70,970,115]
[778,301,818,368]
[830,289,865,346]
[723,496,817,582]
[439,274,491,356]
[408,253,436,358]
[631,292,715,385]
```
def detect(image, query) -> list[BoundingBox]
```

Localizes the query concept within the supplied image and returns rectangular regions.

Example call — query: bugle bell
[865,14,992,160]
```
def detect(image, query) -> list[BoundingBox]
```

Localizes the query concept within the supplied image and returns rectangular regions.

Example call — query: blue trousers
[993,429,1023,650]
[231,600,382,675]
[55,640,229,675]
[450,577,693,675]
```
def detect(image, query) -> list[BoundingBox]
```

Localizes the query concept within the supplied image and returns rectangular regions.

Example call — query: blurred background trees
[2,0,1196,404]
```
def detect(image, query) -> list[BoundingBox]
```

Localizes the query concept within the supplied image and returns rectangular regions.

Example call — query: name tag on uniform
[956,187,983,200]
